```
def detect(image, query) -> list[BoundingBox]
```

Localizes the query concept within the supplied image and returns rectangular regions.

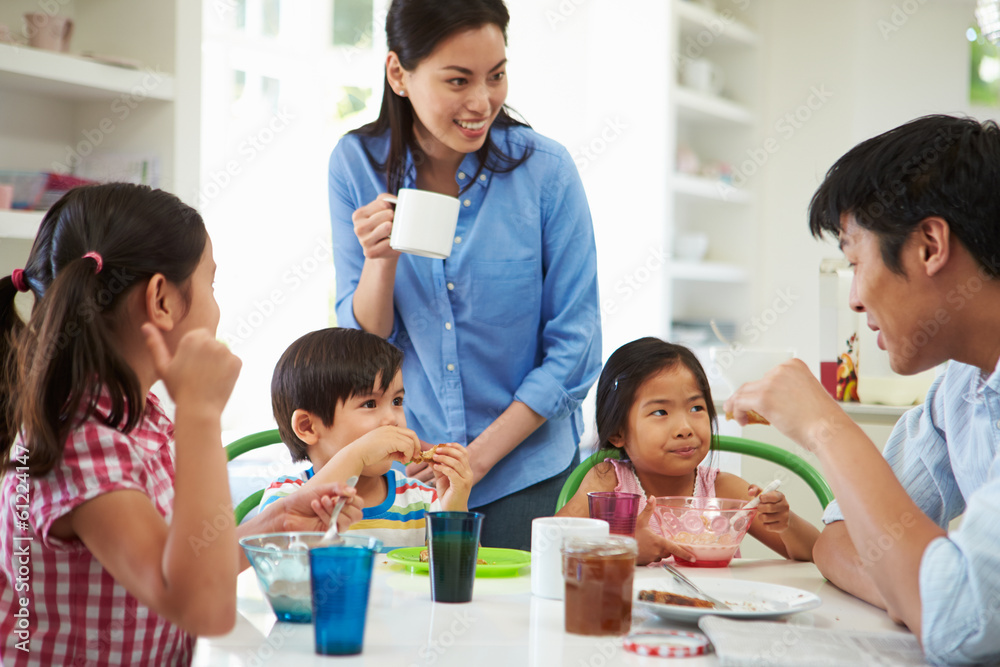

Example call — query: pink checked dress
[0,393,194,666]
[608,458,741,558]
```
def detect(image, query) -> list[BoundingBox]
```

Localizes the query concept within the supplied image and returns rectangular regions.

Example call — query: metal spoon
[317,475,359,546]
[661,562,732,610]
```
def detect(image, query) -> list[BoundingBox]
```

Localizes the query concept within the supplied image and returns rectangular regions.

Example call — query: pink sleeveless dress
[608,458,740,558]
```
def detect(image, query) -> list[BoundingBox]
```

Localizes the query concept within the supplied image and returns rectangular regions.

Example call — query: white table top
[193,557,910,666]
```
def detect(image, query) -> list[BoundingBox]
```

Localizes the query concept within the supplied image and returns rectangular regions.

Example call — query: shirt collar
[401,144,494,191]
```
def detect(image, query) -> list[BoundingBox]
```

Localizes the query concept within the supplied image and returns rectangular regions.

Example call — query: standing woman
[328,0,601,549]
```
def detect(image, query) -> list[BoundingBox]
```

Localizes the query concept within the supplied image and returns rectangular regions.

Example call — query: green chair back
[226,429,282,524]
[554,435,833,512]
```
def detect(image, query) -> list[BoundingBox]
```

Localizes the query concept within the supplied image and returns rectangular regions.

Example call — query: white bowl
[674,233,709,261]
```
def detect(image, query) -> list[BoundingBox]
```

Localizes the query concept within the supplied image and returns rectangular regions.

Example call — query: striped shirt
[0,393,194,666]
[822,359,1000,665]
[260,468,440,549]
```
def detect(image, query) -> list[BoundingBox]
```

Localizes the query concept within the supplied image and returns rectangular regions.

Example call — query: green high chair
[226,428,282,524]
[554,435,834,512]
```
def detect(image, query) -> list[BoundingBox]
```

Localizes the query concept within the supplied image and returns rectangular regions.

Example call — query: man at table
[724,114,1000,666]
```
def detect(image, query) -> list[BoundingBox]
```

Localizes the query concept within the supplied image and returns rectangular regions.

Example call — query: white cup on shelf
[680,58,725,95]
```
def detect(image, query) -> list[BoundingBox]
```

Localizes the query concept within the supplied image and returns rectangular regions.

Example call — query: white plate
[634,577,822,622]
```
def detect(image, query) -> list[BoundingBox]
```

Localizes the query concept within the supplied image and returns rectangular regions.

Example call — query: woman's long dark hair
[594,338,718,460]
[352,0,532,194]
[0,183,206,476]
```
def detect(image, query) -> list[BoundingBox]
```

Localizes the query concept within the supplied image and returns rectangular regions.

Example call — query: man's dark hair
[271,328,403,462]
[809,114,1000,276]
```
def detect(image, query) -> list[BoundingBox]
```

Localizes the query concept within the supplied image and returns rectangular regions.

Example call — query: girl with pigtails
[0,183,361,665]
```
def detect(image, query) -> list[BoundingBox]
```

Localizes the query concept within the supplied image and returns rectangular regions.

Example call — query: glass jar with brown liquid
[561,536,638,636]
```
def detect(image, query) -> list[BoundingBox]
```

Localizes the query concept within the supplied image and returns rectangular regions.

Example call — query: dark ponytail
[0,183,206,476]
[352,0,532,194]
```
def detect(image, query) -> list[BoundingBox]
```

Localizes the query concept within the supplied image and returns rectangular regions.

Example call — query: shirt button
[447,282,455,290]
[445,322,452,330]
[463,199,471,207]
[479,174,486,181]
[458,171,466,180]
[454,236,462,244]
[447,363,455,371]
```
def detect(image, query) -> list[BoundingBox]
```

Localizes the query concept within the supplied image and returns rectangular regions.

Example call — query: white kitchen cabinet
[0,0,200,275]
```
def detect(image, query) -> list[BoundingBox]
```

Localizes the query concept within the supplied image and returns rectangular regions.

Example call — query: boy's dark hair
[809,114,1000,277]
[594,337,717,459]
[271,327,403,462]
[351,0,532,195]
[1,183,206,476]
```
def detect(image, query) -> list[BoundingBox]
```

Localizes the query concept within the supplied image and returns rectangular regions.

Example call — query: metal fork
[661,562,732,610]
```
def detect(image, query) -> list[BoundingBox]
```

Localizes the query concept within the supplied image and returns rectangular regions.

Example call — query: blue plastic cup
[308,535,382,656]
[427,511,484,603]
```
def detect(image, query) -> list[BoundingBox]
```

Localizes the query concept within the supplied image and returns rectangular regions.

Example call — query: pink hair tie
[82,251,103,274]
[10,268,28,293]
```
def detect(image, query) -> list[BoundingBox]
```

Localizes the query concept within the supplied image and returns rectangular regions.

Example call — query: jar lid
[623,630,711,658]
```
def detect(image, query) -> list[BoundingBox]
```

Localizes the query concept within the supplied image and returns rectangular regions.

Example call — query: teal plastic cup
[308,535,382,656]
[427,511,484,603]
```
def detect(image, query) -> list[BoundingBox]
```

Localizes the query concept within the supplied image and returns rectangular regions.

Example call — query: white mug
[680,58,724,95]
[388,188,461,259]
[530,516,609,599]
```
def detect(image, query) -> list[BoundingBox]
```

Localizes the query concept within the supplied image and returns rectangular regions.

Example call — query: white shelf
[675,0,759,47]
[0,210,44,241]
[673,173,752,203]
[676,86,755,125]
[0,43,175,101]
[670,260,747,283]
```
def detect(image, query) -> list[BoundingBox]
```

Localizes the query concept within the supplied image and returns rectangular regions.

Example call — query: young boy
[260,327,472,547]
[725,115,1000,665]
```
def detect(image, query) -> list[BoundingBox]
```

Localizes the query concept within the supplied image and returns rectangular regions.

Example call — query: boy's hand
[427,443,472,511]
[748,484,791,533]
[347,425,421,470]
[635,496,696,565]
[269,481,363,533]
[142,324,241,415]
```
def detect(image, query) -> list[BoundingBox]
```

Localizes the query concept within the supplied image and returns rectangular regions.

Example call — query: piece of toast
[411,444,440,464]
[724,409,770,425]
[638,589,715,608]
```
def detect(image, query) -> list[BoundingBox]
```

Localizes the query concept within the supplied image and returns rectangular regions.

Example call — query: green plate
[386,547,531,578]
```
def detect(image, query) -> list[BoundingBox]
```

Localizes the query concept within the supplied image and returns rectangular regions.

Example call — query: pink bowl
[651,497,757,568]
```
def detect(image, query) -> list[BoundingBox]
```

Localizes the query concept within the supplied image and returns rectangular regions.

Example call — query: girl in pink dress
[557,337,818,565]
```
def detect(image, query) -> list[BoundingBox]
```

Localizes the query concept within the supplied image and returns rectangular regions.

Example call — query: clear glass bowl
[651,497,757,568]
[240,532,381,622]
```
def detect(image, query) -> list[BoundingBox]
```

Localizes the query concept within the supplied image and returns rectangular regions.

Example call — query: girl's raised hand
[635,496,696,565]
[747,484,791,533]
[352,194,400,260]
[141,323,241,414]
